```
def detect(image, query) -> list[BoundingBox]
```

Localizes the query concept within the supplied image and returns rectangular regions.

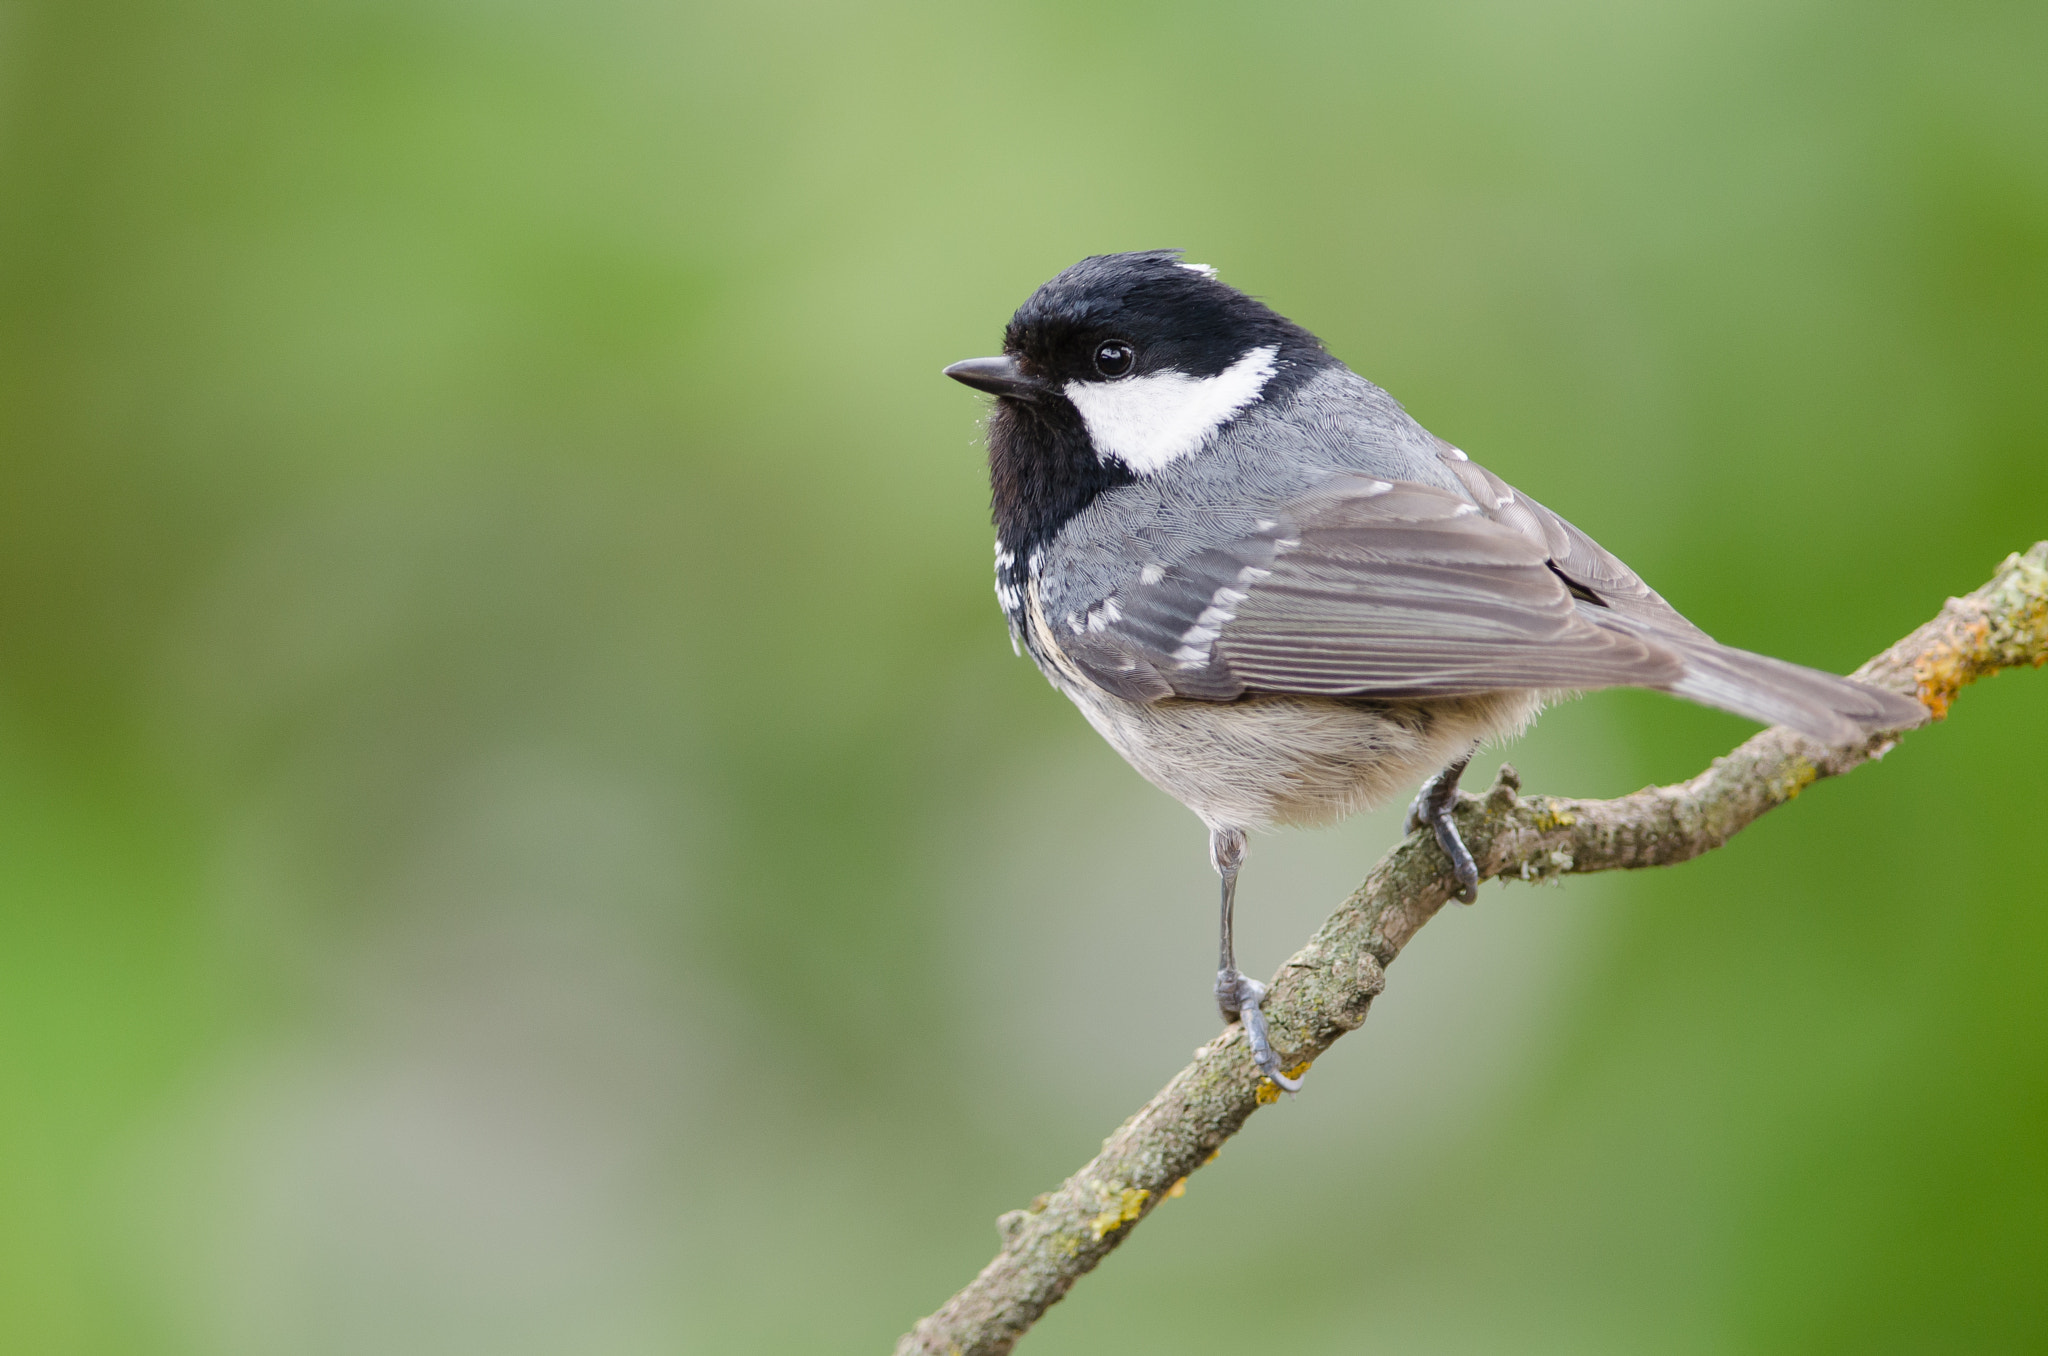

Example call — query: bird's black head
[947,251,1332,575]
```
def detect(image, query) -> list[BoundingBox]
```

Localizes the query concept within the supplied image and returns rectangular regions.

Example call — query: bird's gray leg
[1404,750,1480,904]
[1212,827,1248,1022]
[1210,826,1302,1092]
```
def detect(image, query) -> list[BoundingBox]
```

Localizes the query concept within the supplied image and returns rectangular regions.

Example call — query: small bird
[944,251,1925,1090]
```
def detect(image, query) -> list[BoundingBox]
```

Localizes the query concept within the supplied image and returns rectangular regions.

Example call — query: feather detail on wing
[1061,474,1685,703]
[1425,441,1924,739]
[1061,450,1927,744]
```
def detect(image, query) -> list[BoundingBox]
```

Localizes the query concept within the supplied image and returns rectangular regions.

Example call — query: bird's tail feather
[1657,638,1928,745]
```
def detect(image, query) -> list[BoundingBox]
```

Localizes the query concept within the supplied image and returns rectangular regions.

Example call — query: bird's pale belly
[1058,681,1541,833]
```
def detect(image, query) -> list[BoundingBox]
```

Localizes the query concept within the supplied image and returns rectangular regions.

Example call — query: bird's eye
[1093,341,1136,378]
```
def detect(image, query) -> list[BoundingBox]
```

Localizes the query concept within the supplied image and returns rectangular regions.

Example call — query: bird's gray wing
[1425,442,1926,738]
[1425,439,1707,639]
[1061,462,1926,743]
[1059,474,1686,703]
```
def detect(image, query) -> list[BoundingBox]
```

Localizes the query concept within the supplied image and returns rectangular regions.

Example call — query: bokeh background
[2,1,2045,1351]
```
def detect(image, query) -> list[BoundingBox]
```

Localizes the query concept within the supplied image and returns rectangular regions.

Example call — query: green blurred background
[2,1,2045,1351]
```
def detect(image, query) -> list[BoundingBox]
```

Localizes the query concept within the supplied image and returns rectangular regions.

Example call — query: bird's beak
[943,355,1046,400]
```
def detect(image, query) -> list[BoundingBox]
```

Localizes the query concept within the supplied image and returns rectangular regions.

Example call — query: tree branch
[897,543,2048,1356]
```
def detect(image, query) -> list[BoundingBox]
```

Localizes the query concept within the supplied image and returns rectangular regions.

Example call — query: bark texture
[897,543,2048,1356]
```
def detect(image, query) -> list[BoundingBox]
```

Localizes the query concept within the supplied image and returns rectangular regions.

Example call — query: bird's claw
[1402,789,1430,838]
[1430,812,1480,903]
[1216,969,1303,1092]
[1406,770,1481,904]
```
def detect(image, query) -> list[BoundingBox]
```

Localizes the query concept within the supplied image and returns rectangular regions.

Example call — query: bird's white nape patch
[1064,345,1279,476]
[1176,262,1218,278]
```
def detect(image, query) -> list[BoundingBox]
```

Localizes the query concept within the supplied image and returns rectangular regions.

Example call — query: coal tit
[945,251,1925,1090]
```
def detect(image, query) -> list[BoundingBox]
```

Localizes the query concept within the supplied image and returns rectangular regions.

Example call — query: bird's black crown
[1003,250,1325,385]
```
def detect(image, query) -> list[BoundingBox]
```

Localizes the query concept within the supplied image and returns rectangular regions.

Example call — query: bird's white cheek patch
[1064,345,1278,476]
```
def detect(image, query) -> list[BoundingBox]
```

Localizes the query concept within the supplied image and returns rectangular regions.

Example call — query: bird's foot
[1216,968,1303,1092]
[1405,770,1480,904]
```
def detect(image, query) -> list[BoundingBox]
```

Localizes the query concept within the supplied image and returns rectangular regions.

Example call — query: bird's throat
[987,397,1135,566]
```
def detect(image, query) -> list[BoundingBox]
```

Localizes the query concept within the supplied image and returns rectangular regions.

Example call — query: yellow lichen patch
[1165,1177,1187,1199]
[1914,618,1990,720]
[1533,801,1578,830]
[1767,756,1818,804]
[1254,1062,1311,1105]
[1089,1186,1150,1239]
